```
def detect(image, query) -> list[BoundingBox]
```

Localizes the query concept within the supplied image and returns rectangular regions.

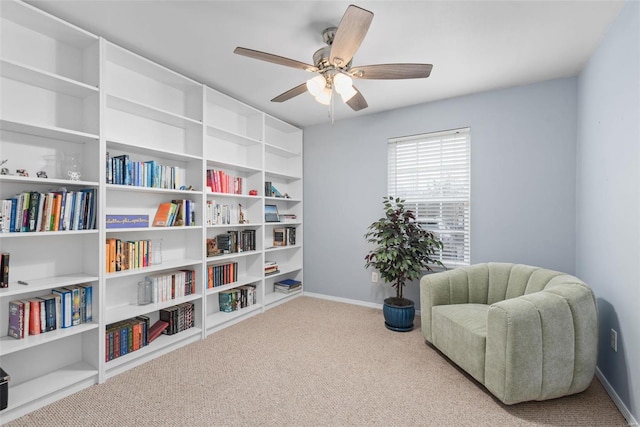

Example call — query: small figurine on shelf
[239,204,248,224]
[68,170,80,181]
[0,168,9,176]
[16,169,28,177]
[36,171,47,178]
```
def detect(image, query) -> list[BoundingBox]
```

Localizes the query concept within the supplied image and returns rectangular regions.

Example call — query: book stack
[105,238,152,272]
[105,315,150,362]
[152,199,196,227]
[206,169,243,194]
[218,285,257,313]
[107,153,187,190]
[144,269,196,303]
[159,302,195,335]
[207,230,256,256]
[0,189,97,233]
[264,260,279,276]
[207,262,238,288]
[274,279,302,294]
[7,284,93,339]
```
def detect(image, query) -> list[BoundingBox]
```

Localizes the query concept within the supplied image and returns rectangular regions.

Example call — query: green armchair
[420,263,598,404]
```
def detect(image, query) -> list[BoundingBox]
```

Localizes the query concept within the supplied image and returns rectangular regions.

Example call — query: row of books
[145,269,197,303]
[106,238,153,273]
[273,227,296,246]
[152,200,196,227]
[274,279,302,294]
[207,262,238,288]
[105,315,153,362]
[160,302,195,335]
[0,189,97,233]
[219,285,257,313]
[8,284,93,339]
[206,229,257,256]
[107,153,188,190]
[264,181,283,198]
[205,201,245,225]
[206,169,243,194]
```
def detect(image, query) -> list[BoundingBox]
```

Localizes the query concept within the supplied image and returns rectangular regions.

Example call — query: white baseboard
[596,368,638,426]
[301,292,423,316]
[302,291,383,309]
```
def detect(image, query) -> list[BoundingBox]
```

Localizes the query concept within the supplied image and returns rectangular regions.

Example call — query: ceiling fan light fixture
[333,73,353,95]
[315,86,332,105]
[306,75,326,97]
[339,85,357,102]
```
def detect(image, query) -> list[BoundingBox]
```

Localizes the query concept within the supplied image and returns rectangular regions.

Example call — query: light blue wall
[303,77,578,307]
[576,0,639,421]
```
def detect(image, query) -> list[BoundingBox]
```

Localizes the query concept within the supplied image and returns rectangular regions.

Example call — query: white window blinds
[388,128,470,267]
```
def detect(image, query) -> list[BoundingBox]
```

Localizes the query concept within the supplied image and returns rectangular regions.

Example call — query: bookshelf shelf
[6,361,98,414]
[104,257,202,279]
[0,323,98,356]
[205,304,262,330]
[0,2,302,422]
[105,294,201,324]
[0,58,98,98]
[0,274,98,298]
[0,119,99,144]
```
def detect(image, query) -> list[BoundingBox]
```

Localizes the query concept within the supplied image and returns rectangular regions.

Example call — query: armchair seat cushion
[432,303,489,383]
[420,262,598,405]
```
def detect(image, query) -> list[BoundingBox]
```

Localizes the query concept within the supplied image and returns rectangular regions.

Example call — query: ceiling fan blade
[271,83,308,103]
[329,5,374,68]
[234,47,317,72]
[350,63,433,80]
[346,86,368,111]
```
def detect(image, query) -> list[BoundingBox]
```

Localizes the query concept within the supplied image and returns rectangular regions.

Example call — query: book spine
[0,253,9,288]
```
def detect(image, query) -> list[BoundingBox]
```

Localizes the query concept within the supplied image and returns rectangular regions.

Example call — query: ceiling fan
[234,4,433,112]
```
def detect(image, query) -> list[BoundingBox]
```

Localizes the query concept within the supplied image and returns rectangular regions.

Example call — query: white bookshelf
[102,39,204,381]
[0,1,303,423]
[0,1,101,421]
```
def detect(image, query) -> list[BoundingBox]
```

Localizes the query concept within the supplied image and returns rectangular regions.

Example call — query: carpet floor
[4,296,628,426]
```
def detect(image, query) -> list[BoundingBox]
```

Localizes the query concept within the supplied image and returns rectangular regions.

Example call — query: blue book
[52,288,72,328]
[9,198,18,232]
[276,279,301,287]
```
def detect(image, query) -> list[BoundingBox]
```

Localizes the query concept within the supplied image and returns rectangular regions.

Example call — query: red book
[28,298,41,335]
[148,320,169,343]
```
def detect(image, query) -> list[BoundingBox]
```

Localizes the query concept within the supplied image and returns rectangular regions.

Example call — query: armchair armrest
[420,268,471,343]
[484,283,597,404]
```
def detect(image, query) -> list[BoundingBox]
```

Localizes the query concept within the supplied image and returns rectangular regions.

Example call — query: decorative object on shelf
[151,238,163,265]
[42,154,61,179]
[16,169,28,177]
[0,168,9,175]
[249,189,258,196]
[106,214,150,229]
[63,152,81,181]
[364,197,444,332]
[137,278,153,305]
[238,204,248,224]
[36,171,47,178]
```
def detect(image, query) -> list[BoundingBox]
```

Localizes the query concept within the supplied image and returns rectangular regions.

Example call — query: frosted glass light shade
[333,73,353,95]
[339,85,357,102]
[315,86,332,105]
[306,75,326,96]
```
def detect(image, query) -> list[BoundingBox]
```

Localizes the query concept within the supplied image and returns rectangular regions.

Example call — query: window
[388,128,470,268]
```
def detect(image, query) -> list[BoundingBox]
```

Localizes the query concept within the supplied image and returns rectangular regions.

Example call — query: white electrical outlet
[371,272,379,283]
[610,329,618,352]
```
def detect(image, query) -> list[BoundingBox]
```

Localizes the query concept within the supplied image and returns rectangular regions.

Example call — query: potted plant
[364,196,444,331]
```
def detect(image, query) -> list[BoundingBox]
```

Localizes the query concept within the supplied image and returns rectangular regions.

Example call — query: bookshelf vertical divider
[0,1,302,422]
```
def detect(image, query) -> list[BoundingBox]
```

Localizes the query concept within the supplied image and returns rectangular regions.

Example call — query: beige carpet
[4,296,628,426]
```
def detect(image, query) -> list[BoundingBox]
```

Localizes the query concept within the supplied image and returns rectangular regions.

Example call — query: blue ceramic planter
[383,297,415,332]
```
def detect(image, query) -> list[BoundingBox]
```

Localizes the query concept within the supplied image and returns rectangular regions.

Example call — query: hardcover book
[8,300,25,339]
[0,253,9,288]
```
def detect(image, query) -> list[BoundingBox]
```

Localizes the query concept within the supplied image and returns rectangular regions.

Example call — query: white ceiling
[27,0,624,128]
